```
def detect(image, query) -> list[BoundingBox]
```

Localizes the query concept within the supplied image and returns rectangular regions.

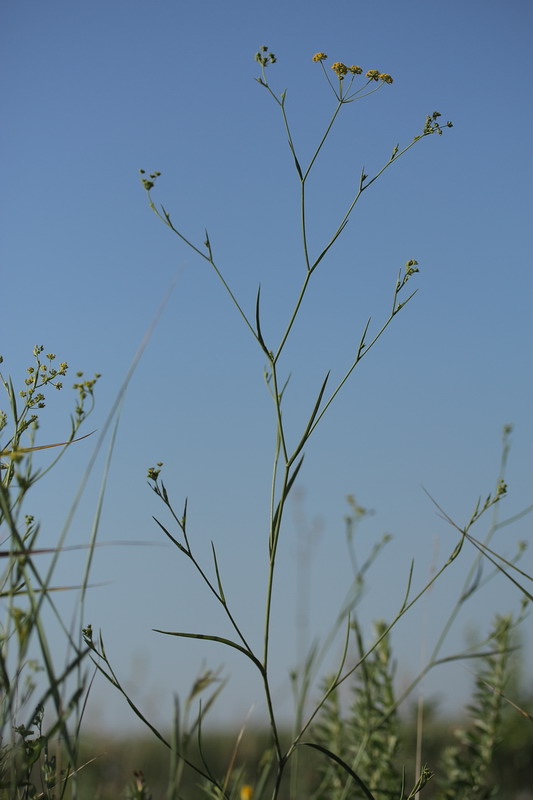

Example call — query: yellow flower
[379,73,394,84]
[332,62,348,77]
[366,69,380,81]
[348,65,363,74]
[240,786,253,800]
[312,52,327,62]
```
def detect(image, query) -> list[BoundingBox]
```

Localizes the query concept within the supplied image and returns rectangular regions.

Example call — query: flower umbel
[331,62,348,79]
[405,258,419,278]
[422,111,453,136]
[147,462,163,481]
[139,169,161,192]
[313,54,393,98]
[255,46,276,68]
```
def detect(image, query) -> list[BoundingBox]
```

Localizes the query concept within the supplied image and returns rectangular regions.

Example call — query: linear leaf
[154,629,263,672]
[255,284,268,353]
[152,516,188,554]
[299,742,376,799]
[211,541,225,602]
[0,430,95,458]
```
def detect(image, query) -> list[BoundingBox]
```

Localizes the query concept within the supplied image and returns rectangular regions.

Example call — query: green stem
[303,100,343,181]
[150,202,260,345]
[292,533,467,748]
[273,271,311,363]
[309,132,434,275]
[307,297,416,438]
[271,362,288,462]
[262,463,291,764]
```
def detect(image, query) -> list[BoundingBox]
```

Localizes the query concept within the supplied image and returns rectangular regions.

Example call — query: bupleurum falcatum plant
[0,347,99,799]
[83,49,531,799]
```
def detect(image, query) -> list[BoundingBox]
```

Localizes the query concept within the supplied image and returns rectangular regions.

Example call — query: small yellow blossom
[332,62,348,78]
[312,52,327,62]
[366,69,380,81]
[348,65,363,74]
[240,786,253,800]
[379,73,394,84]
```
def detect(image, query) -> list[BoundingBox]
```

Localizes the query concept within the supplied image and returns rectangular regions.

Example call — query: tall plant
[0,347,99,798]
[84,48,528,799]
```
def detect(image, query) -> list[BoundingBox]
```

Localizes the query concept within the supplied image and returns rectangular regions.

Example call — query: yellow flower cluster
[312,55,391,83]
[331,61,348,77]
[240,786,253,800]
[147,462,164,481]
[366,69,394,83]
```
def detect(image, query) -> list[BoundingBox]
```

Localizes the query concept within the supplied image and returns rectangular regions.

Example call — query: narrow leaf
[152,516,188,554]
[299,742,376,799]
[255,284,268,352]
[0,430,95,458]
[153,629,263,671]
[272,454,306,534]
[289,147,303,180]
[211,541,225,602]
[291,372,330,463]
[285,454,305,499]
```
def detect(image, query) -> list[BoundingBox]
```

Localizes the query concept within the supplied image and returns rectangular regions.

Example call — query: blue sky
[1,0,532,734]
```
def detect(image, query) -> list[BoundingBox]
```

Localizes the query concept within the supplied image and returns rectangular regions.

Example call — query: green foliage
[133,45,458,798]
[0,347,99,799]
[349,620,402,797]
[437,613,519,800]
[124,47,529,799]
[1,46,531,800]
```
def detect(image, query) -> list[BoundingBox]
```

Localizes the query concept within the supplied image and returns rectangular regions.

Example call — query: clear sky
[1,0,532,734]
